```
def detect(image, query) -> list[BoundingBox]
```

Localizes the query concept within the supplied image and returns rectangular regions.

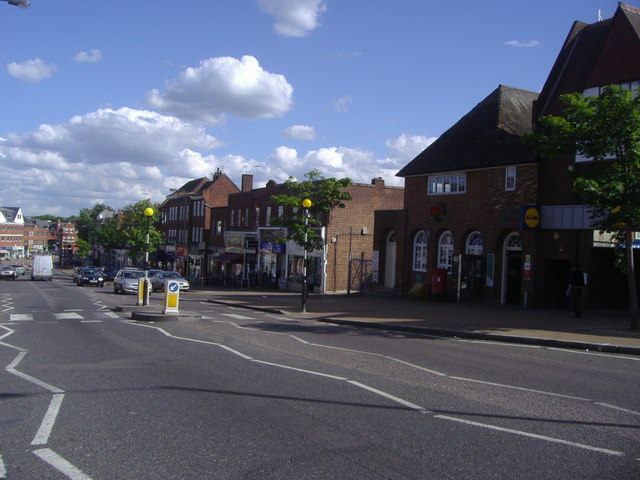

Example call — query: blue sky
[0,0,630,217]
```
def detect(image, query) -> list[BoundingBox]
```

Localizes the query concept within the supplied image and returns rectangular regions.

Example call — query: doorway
[384,231,396,288]
[501,232,522,305]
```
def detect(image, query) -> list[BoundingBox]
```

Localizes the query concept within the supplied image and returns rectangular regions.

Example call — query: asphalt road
[1,272,639,479]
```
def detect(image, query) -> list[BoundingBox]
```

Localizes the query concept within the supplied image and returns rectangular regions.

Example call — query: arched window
[466,231,484,256]
[413,231,427,272]
[437,231,454,272]
[506,233,522,250]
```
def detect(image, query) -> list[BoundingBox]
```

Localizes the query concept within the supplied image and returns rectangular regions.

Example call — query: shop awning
[214,253,243,264]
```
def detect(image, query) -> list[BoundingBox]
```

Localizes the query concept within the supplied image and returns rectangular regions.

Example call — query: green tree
[120,200,163,265]
[270,169,353,251]
[75,203,111,243]
[75,238,92,261]
[526,85,640,329]
[95,216,126,256]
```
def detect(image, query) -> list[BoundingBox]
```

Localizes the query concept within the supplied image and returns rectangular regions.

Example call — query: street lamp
[143,207,154,270]
[301,198,312,313]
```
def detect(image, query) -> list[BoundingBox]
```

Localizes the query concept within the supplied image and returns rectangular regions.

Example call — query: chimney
[371,177,385,186]
[212,167,222,180]
[242,174,253,192]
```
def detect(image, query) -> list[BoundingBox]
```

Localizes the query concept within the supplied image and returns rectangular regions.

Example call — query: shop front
[286,240,325,293]
[258,228,287,289]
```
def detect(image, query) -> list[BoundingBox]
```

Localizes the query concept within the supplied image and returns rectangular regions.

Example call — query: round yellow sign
[524,207,540,229]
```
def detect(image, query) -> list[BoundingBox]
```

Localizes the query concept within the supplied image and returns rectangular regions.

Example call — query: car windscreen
[123,271,145,278]
[163,272,181,279]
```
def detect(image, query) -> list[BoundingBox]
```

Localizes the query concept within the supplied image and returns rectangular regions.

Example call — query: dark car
[101,266,118,282]
[0,265,17,280]
[77,267,105,287]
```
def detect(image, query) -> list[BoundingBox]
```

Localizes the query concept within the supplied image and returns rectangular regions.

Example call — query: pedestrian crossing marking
[54,312,84,320]
[10,314,33,321]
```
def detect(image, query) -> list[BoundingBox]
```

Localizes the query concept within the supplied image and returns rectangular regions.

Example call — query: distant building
[0,206,25,259]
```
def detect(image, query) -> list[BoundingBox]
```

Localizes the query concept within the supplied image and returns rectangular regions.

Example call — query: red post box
[431,268,447,301]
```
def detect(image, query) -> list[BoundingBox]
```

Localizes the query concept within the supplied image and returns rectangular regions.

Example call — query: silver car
[151,271,190,292]
[113,269,148,294]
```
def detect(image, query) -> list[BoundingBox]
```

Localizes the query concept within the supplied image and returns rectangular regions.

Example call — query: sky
[0,0,632,217]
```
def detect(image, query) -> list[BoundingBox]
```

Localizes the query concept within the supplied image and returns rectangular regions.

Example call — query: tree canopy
[526,84,640,328]
[270,169,353,251]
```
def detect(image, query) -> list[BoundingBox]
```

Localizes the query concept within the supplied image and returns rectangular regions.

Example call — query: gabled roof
[177,177,211,195]
[535,3,640,118]
[0,206,23,224]
[397,85,538,178]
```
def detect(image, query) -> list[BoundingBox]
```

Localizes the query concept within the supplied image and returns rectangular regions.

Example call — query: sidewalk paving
[201,287,640,356]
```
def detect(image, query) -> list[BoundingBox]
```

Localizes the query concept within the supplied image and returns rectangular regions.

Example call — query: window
[466,231,484,256]
[428,174,466,195]
[266,207,271,226]
[505,167,516,191]
[244,208,249,226]
[437,231,454,272]
[255,207,260,227]
[230,210,235,227]
[413,231,427,272]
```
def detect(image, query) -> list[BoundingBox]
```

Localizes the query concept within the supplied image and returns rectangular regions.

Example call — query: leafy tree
[75,238,92,260]
[95,216,126,255]
[526,85,640,329]
[270,169,353,251]
[75,203,111,243]
[120,200,163,265]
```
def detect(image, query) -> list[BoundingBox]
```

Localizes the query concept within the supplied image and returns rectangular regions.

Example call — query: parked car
[151,271,190,292]
[100,266,118,282]
[77,267,104,287]
[113,269,149,294]
[10,264,25,275]
[0,265,17,280]
[72,266,84,283]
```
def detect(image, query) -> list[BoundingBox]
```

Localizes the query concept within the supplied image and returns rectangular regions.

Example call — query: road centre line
[32,449,93,480]
[595,402,640,416]
[129,320,630,458]
[434,415,624,456]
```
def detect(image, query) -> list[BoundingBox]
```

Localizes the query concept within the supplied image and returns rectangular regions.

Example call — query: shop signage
[520,205,541,230]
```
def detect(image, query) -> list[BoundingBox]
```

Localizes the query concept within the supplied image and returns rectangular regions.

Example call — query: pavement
[201,287,640,356]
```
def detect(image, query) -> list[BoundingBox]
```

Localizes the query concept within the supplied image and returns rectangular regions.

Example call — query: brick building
[0,206,25,259]
[158,169,239,280]
[532,2,640,308]
[216,175,404,292]
[375,85,539,304]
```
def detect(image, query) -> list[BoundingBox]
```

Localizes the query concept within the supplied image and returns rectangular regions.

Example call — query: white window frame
[466,231,484,256]
[505,167,516,191]
[428,173,466,195]
[437,231,454,272]
[413,231,428,272]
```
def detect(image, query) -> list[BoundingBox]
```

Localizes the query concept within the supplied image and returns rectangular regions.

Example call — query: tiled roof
[397,85,538,177]
[0,206,20,223]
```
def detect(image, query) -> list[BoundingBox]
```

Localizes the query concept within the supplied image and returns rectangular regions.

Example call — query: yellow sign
[524,207,541,229]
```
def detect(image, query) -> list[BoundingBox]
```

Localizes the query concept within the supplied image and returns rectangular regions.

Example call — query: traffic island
[130,310,202,322]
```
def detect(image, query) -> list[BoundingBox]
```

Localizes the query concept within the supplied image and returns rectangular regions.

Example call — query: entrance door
[384,231,396,288]
[501,232,522,305]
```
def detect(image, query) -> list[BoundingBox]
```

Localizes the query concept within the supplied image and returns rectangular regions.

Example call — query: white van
[31,255,53,281]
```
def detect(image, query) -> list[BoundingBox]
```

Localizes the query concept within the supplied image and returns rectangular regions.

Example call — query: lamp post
[143,207,154,270]
[301,198,312,313]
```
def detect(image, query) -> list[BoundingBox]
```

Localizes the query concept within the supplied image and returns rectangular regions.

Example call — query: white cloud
[7,58,57,83]
[283,124,317,140]
[504,40,541,48]
[257,0,327,37]
[385,134,437,160]
[73,49,103,63]
[334,95,352,112]
[146,55,293,125]
[0,108,227,215]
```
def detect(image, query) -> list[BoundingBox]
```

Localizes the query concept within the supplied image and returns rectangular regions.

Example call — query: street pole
[301,199,312,313]
[143,207,154,306]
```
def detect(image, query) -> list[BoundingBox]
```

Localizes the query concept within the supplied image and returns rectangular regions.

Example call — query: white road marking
[54,312,83,320]
[0,453,6,479]
[128,321,629,458]
[595,402,640,416]
[81,320,103,323]
[222,313,256,320]
[6,351,63,393]
[33,448,93,480]
[32,394,65,445]
[435,415,625,456]
[9,314,33,321]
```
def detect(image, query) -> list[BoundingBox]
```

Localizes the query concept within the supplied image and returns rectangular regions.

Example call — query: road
[1,272,639,479]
